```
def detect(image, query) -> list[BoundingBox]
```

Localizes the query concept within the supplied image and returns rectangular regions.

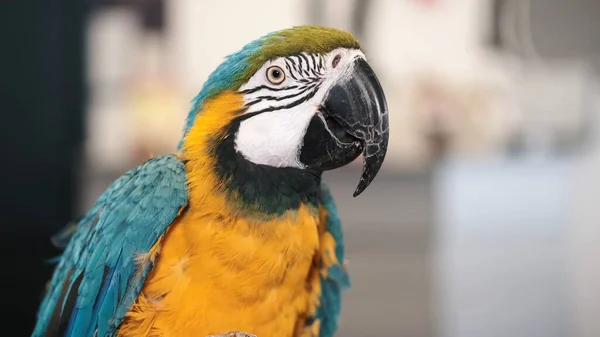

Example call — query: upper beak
[323,58,389,197]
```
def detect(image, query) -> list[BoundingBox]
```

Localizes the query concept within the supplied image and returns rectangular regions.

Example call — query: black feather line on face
[240,84,299,95]
[248,84,321,115]
[298,53,312,77]
[309,55,320,76]
[284,59,299,80]
[244,83,319,107]
[285,56,300,74]
[244,52,326,100]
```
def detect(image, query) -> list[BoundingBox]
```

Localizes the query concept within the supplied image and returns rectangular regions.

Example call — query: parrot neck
[214,118,322,217]
[181,91,322,219]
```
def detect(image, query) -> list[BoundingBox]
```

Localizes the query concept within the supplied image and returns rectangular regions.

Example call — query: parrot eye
[266,66,285,85]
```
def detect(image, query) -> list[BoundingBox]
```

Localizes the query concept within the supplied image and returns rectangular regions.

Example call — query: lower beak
[300,57,389,197]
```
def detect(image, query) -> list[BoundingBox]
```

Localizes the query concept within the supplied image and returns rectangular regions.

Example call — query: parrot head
[182,26,389,197]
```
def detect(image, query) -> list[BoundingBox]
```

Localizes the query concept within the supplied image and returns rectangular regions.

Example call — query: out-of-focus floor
[325,169,434,337]
[81,167,435,337]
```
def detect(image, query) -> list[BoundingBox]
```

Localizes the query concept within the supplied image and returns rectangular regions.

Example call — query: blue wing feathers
[312,184,350,337]
[33,155,188,337]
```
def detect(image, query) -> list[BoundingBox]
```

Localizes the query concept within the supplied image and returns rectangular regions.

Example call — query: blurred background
[2,0,600,336]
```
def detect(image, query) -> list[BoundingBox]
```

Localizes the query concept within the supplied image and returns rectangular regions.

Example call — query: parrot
[32,25,389,337]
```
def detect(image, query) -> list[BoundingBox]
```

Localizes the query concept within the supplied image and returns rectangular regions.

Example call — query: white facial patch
[234,48,366,168]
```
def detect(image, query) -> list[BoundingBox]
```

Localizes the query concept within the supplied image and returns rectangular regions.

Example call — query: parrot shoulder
[33,154,189,337]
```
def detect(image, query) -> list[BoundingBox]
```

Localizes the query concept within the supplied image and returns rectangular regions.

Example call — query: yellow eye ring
[266,66,285,85]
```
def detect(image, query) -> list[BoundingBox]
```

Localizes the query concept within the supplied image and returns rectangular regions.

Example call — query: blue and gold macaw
[33,25,389,337]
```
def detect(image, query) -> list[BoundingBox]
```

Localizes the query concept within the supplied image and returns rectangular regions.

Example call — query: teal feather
[310,184,350,337]
[32,155,188,337]
[178,38,261,150]
[50,216,80,249]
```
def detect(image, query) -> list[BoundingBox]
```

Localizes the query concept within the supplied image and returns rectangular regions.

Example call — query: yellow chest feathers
[118,204,321,337]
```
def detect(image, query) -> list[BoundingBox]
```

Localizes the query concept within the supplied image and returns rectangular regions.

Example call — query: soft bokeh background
[3,0,600,336]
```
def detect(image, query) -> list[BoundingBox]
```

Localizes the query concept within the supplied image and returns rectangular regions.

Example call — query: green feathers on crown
[242,25,360,89]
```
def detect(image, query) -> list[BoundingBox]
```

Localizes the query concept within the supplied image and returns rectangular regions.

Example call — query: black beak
[300,58,389,197]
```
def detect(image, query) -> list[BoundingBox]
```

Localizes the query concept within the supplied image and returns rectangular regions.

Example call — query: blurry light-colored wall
[165,0,306,101]
[85,8,143,171]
